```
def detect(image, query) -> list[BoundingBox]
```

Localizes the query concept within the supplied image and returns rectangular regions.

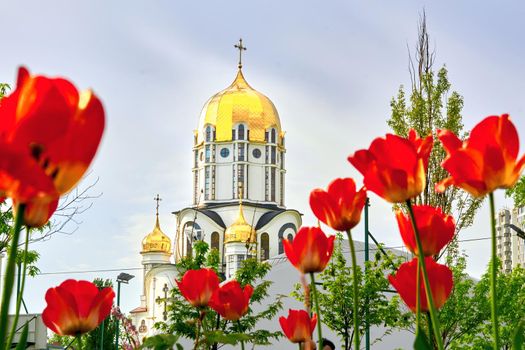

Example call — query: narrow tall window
[271,128,276,143]
[261,233,270,261]
[206,126,213,142]
[265,167,269,201]
[193,171,198,204]
[238,143,245,161]
[205,145,211,163]
[204,166,210,200]
[211,232,220,251]
[238,165,245,198]
[271,168,276,202]
[238,124,245,140]
[280,172,284,206]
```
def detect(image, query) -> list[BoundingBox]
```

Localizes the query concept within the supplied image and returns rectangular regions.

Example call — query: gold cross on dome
[154,194,162,216]
[234,38,247,69]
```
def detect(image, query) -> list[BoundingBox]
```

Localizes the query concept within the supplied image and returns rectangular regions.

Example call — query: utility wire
[3,234,504,278]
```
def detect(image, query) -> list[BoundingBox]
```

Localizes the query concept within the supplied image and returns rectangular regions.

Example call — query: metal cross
[154,194,162,216]
[234,38,247,69]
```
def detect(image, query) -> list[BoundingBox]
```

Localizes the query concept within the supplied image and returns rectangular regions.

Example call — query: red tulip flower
[209,280,253,321]
[284,226,335,274]
[279,309,317,344]
[348,129,433,203]
[309,178,367,231]
[42,280,115,336]
[0,67,105,226]
[396,205,455,256]
[176,268,220,308]
[13,197,59,228]
[436,114,524,197]
[389,257,453,312]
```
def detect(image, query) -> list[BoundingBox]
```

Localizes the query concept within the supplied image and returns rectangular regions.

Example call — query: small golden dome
[141,216,172,254]
[197,69,282,143]
[224,202,256,244]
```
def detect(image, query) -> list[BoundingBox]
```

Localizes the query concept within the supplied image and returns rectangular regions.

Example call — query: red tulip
[396,205,455,256]
[14,197,59,228]
[176,268,220,308]
[348,129,433,203]
[209,280,253,321]
[284,226,335,274]
[436,114,524,197]
[388,257,453,312]
[0,67,105,208]
[279,309,317,343]
[309,178,367,231]
[42,279,115,336]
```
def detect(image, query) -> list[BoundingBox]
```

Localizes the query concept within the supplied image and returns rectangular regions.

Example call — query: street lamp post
[504,223,525,240]
[115,272,135,350]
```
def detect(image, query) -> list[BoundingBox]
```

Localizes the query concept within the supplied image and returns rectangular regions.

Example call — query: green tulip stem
[237,320,245,350]
[194,310,206,350]
[309,272,323,350]
[489,192,500,350]
[0,204,25,350]
[345,229,360,350]
[406,200,444,350]
[76,334,82,350]
[6,227,31,347]
[415,260,421,336]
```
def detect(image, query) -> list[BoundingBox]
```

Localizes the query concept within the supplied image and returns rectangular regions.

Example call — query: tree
[506,176,525,208]
[155,240,283,348]
[444,262,525,349]
[388,12,482,237]
[293,236,411,350]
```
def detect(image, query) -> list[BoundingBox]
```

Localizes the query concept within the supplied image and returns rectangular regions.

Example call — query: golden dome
[224,202,256,244]
[198,69,282,143]
[141,216,172,254]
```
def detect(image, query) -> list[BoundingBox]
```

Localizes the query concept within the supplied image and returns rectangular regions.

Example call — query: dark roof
[255,210,285,230]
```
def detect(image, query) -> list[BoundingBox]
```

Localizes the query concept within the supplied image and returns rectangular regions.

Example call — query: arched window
[211,232,220,251]
[238,124,245,140]
[205,126,214,142]
[278,223,297,255]
[261,233,270,261]
[271,128,276,143]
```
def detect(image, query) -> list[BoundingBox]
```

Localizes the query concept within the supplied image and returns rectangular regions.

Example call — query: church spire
[234,38,247,69]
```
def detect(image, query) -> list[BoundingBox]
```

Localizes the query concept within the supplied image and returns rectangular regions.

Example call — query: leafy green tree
[506,176,525,208]
[388,12,482,236]
[444,262,525,349]
[155,240,283,349]
[293,236,410,350]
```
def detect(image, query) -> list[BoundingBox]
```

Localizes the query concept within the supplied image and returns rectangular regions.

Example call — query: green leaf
[141,334,180,350]
[204,330,251,345]
[414,332,432,350]
[513,320,525,350]
[14,324,29,350]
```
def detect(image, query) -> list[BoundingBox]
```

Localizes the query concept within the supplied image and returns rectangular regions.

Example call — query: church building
[130,40,302,337]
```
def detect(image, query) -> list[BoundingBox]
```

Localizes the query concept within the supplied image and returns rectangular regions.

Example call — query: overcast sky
[1,1,524,318]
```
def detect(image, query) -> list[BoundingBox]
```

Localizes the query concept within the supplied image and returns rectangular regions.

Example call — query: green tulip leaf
[14,323,29,350]
[414,332,432,350]
[513,320,525,350]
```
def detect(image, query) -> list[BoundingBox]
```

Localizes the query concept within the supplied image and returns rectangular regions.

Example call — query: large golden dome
[141,216,172,254]
[224,202,256,244]
[197,69,282,143]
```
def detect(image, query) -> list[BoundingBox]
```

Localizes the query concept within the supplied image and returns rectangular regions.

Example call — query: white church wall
[247,162,264,201]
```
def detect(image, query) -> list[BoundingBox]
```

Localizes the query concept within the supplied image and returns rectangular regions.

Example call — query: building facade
[173,63,302,278]
[496,207,525,273]
[130,51,302,339]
